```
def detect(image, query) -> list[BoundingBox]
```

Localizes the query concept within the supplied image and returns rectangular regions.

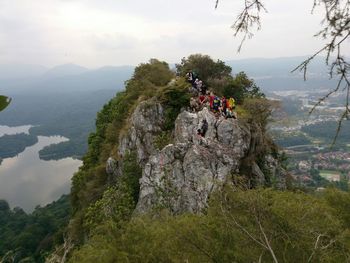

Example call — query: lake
[0,127,82,212]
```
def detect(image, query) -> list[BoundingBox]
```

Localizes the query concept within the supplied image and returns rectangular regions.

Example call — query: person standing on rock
[209,92,215,110]
[194,78,201,92]
[221,96,227,116]
[186,70,194,84]
[197,119,208,137]
[212,96,221,113]
[199,94,207,110]
[226,97,237,119]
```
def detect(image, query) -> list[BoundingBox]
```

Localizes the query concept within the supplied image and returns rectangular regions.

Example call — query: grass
[319,170,341,181]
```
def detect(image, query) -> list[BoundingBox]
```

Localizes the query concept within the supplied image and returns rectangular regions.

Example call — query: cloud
[0,0,348,67]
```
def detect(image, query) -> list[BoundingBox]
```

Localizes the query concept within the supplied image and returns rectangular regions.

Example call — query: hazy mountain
[1,64,134,94]
[42,63,89,79]
[35,65,134,93]
[0,56,333,94]
[0,64,48,80]
[227,56,329,78]
[226,56,336,91]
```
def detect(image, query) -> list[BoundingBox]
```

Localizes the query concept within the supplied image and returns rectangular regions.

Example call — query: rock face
[137,108,251,213]
[106,100,285,214]
[119,99,165,165]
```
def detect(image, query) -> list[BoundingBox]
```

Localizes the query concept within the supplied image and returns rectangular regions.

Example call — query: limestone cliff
[106,98,286,214]
[46,58,289,263]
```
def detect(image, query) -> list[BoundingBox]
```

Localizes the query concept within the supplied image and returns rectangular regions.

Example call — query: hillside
[2,55,350,263]
[53,56,350,263]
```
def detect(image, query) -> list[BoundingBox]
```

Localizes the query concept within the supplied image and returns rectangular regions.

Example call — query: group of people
[186,70,237,120]
[186,70,207,96]
[185,70,238,138]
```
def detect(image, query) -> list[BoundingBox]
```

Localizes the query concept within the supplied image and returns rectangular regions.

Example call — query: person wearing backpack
[228,97,236,110]
[213,96,221,112]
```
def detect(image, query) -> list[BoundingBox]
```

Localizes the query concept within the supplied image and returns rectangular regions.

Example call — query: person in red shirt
[209,92,215,110]
[198,94,207,110]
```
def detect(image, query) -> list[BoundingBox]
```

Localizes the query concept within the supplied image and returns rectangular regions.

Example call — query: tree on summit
[176,54,264,103]
[215,0,350,143]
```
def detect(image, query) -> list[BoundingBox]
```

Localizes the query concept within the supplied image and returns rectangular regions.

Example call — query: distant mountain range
[0,56,337,95]
[226,56,337,91]
[42,64,89,79]
[0,63,134,95]
[226,56,330,78]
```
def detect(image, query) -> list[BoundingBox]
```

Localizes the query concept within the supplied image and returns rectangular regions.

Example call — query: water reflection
[0,135,82,212]
[0,125,32,136]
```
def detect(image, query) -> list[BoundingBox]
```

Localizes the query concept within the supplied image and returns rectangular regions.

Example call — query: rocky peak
[106,98,286,214]
[119,99,165,164]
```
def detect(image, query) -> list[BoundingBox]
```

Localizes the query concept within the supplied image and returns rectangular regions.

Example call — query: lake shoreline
[0,126,82,212]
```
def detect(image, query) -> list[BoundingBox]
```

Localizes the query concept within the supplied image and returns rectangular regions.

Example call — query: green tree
[176,54,232,83]
[242,97,280,131]
[176,54,264,103]
[68,188,350,263]
[222,71,264,104]
[0,196,71,263]
[132,58,174,87]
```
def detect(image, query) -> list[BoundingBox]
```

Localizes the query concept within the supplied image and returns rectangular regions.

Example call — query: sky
[0,0,348,68]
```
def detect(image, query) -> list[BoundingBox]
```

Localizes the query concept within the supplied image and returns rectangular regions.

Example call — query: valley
[269,89,350,189]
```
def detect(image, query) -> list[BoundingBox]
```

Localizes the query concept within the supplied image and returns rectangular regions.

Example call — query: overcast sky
[0,0,348,68]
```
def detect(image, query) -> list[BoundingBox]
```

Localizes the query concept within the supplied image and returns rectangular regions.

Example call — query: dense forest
[0,196,70,263]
